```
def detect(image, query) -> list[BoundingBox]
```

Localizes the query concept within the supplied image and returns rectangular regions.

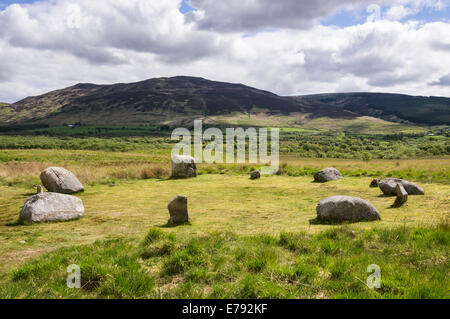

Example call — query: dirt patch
[1,248,49,269]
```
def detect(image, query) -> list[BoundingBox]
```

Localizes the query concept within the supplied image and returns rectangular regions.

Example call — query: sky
[0,0,449,103]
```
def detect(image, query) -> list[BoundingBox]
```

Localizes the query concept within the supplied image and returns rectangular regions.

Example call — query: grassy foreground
[0,172,449,298]
[0,140,448,299]
[1,224,448,299]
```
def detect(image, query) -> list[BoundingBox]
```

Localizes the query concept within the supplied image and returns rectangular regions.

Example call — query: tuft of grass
[142,228,165,246]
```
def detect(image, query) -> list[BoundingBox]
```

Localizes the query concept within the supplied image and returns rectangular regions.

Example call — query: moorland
[0,76,449,299]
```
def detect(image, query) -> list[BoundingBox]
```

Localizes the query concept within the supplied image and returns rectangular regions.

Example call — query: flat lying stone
[379,178,424,196]
[314,167,343,183]
[19,192,84,223]
[316,195,381,222]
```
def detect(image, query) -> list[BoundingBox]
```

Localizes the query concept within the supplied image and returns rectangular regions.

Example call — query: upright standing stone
[37,185,44,194]
[392,183,408,207]
[171,155,197,178]
[168,195,189,224]
[40,167,84,194]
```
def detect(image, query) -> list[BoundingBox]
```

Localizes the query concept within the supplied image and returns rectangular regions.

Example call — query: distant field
[299,116,428,134]
[207,114,428,134]
[0,125,448,159]
[2,116,439,136]
[1,148,449,188]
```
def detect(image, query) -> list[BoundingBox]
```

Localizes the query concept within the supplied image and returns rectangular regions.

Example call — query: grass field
[0,173,449,298]
[206,114,429,135]
[0,132,449,299]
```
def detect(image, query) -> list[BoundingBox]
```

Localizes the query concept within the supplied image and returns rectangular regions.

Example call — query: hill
[293,93,450,125]
[1,76,449,130]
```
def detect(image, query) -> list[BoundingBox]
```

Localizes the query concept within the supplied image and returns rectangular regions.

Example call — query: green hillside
[1,77,449,128]
[295,93,450,125]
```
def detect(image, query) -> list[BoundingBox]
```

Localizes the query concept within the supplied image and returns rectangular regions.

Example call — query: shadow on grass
[5,218,29,227]
[156,176,195,182]
[157,221,192,228]
[309,217,379,225]
[5,217,82,227]
[387,203,408,209]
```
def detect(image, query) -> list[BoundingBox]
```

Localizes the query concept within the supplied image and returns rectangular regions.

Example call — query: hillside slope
[1,76,449,127]
[294,93,450,125]
[2,77,304,126]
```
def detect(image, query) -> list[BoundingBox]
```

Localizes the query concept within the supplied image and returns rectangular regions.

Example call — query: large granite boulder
[171,155,197,178]
[314,167,343,183]
[19,192,84,223]
[168,195,189,224]
[316,196,381,222]
[379,178,424,196]
[40,167,84,194]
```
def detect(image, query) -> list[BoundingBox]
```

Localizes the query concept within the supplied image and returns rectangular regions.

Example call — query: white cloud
[385,5,417,20]
[186,0,448,31]
[0,0,450,103]
[186,0,376,32]
[0,0,221,64]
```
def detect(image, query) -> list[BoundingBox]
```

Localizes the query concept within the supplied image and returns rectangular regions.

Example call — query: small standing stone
[392,183,408,207]
[370,178,380,188]
[37,185,44,194]
[171,155,197,178]
[250,170,261,180]
[168,195,189,224]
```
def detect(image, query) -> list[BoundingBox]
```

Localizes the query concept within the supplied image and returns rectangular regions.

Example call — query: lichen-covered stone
[19,192,84,223]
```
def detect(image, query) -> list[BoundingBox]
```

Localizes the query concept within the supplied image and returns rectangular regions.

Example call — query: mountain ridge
[1,76,449,126]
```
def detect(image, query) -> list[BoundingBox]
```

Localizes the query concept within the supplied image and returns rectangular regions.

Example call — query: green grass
[1,126,448,159]
[208,113,430,134]
[0,125,171,137]
[1,174,448,276]
[279,131,449,159]
[299,116,428,135]
[1,224,448,299]
[0,130,448,299]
